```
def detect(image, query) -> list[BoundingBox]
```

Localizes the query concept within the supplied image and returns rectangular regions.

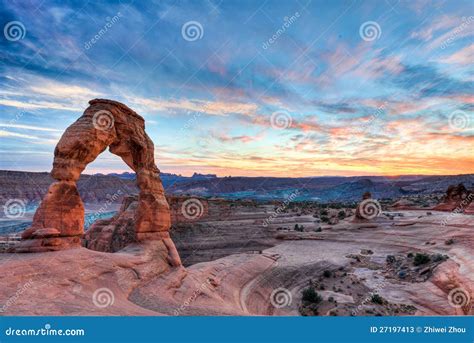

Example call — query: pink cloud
[439,44,474,65]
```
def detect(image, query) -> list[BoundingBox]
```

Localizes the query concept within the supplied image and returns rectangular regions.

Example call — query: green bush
[320,215,329,223]
[371,294,384,305]
[413,253,430,266]
[294,224,304,232]
[302,287,322,303]
[323,270,332,278]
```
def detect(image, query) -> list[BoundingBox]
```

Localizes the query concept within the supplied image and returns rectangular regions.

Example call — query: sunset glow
[0,0,472,176]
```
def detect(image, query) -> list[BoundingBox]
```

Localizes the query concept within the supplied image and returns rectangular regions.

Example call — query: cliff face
[0,170,137,204]
[83,195,278,266]
[2,170,473,205]
[83,195,213,253]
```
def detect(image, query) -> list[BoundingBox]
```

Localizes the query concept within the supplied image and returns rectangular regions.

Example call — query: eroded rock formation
[433,183,473,213]
[390,198,417,210]
[84,195,212,253]
[353,192,381,222]
[16,99,181,266]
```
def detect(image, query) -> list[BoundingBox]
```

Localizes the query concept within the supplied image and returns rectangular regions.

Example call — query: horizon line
[1,169,473,179]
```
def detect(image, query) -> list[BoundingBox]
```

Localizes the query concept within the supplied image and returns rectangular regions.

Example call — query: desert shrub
[302,287,322,303]
[337,210,346,219]
[407,252,414,258]
[320,215,329,223]
[320,209,329,216]
[323,270,332,278]
[413,253,430,266]
[294,224,304,232]
[386,255,396,263]
[315,227,322,232]
[444,239,454,245]
[371,294,384,304]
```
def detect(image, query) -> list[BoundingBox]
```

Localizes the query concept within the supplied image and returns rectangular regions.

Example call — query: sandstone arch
[17,99,181,266]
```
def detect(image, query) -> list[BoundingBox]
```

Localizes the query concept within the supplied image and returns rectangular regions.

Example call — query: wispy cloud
[128,96,259,116]
[0,0,472,176]
[0,123,62,132]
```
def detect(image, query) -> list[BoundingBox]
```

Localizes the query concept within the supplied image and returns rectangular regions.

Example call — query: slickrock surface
[1,210,472,316]
[0,242,172,315]
[14,99,180,266]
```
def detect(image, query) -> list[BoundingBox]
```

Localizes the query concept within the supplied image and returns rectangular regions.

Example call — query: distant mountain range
[0,170,473,205]
[106,172,218,186]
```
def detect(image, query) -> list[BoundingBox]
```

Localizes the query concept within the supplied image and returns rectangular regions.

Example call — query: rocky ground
[0,207,472,316]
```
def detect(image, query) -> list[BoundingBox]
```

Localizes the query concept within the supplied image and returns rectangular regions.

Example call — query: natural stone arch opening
[16,99,181,266]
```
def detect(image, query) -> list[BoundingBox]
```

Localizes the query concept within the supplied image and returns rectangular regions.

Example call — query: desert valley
[0,100,472,317]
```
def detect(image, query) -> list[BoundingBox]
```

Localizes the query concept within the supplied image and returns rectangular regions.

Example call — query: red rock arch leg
[16,99,181,265]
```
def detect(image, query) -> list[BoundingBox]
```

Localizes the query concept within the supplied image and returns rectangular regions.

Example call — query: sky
[0,0,473,177]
